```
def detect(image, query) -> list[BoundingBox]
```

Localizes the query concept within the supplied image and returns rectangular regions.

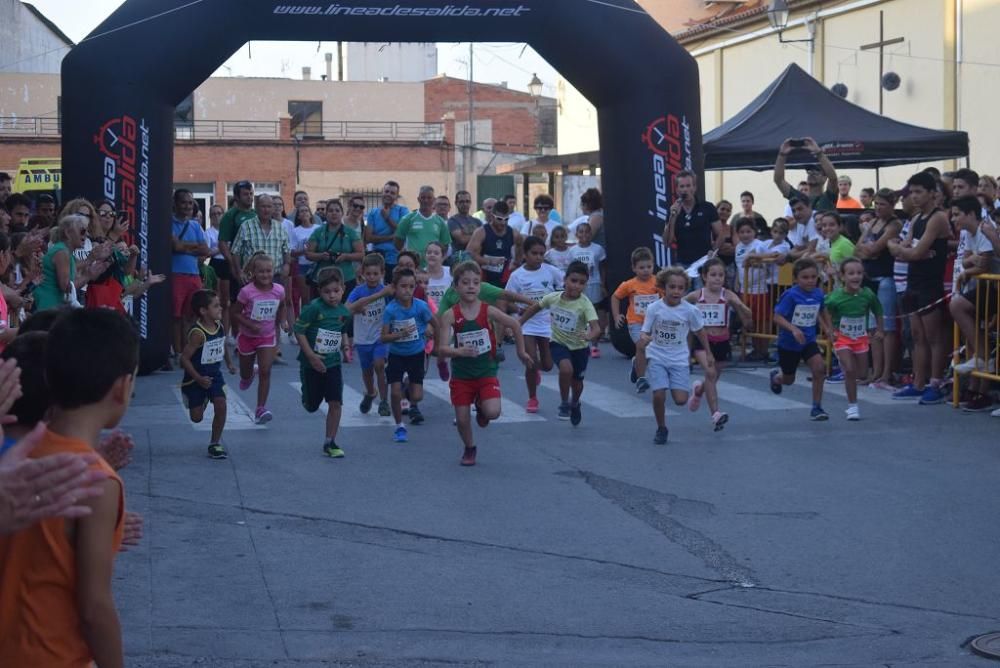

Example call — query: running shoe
[393,425,408,443]
[359,393,376,414]
[712,411,729,432]
[323,442,345,458]
[769,369,783,395]
[570,402,582,426]
[845,405,860,421]
[590,345,601,359]
[629,359,638,385]
[918,386,945,405]
[688,381,703,412]
[991,407,1000,418]
[461,446,477,466]
[810,406,829,421]
[239,372,255,391]
[409,406,425,425]
[525,397,539,414]
[653,427,669,445]
[892,384,922,400]
[962,393,994,413]
[377,400,390,417]
[207,443,227,460]
[826,370,845,383]
[954,356,995,374]
[635,376,650,394]
[254,406,273,424]
[557,402,571,420]
[437,358,450,381]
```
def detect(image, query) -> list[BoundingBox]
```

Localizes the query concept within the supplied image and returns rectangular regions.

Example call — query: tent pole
[875,167,881,190]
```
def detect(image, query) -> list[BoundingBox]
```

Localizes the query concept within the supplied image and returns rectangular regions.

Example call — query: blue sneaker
[826,370,845,383]
[918,386,945,405]
[810,406,829,421]
[892,384,922,400]
[393,426,408,443]
[769,369,783,395]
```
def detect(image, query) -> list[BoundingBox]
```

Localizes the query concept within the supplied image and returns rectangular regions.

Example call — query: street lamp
[768,0,815,44]
[528,73,543,97]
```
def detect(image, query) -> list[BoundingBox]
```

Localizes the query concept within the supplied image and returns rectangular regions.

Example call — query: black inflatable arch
[62,0,702,372]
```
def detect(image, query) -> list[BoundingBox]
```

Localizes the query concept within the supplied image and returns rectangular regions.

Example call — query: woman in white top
[291,204,317,312]
[423,241,451,309]
[527,194,561,244]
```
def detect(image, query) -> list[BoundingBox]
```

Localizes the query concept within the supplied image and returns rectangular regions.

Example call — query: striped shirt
[232,217,290,270]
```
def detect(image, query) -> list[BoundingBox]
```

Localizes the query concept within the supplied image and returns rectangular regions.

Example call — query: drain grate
[971,632,1000,660]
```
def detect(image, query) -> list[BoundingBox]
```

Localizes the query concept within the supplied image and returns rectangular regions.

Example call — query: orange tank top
[0,429,124,668]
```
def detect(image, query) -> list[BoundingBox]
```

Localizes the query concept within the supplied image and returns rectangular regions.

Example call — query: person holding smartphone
[773,137,839,213]
[85,201,138,313]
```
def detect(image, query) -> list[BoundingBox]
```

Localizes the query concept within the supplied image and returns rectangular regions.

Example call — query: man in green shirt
[773,137,839,213]
[219,180,257,286]
[394,185,451,265]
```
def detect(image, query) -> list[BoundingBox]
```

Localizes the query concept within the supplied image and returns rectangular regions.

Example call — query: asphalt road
[114,338,1000,666]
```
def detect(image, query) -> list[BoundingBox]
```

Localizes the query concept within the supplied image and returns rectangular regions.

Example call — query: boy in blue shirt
[347,254,395,418]
[769,258,834,420]
[380,267,434,442]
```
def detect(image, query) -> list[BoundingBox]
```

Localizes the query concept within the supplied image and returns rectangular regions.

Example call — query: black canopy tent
[703,63,969,171]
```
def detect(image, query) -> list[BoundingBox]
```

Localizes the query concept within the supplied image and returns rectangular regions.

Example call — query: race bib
[456,328,492,355]
[654,321,684,346]
[314,328,342,354]
[361,299,384,323]
[550,306,578,333]
[201,337,225,365]
[574,252,593,268]
[484,259,506,274]
[839,316,866,339]
[633,294,659,316]
[525,289,547,303]
[392,317,420,343]
[251,298,280,321]
[427,286,447,305]
[697,303,726,326]
[791,304,819,328]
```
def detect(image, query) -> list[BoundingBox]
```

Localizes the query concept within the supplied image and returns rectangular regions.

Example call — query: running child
[684,257,753,431]
[179,290,236,459]
[347,253,394,417]
[438,262,533,466]
[544,225,574,272]
[568,221,607,358]
[294,268,352,457]
[824,257,884,420]
[611,246,661,386]
[381,267,434,441]
[519,261,600,425]
[769,258,834,420]
[233,252,286,424]
[505,237,563,413]
[636,267,715,444]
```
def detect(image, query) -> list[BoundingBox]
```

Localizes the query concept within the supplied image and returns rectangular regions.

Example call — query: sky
[27,0,560,95]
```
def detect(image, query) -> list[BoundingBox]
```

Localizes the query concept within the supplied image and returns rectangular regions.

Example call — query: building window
[289,101,323,138]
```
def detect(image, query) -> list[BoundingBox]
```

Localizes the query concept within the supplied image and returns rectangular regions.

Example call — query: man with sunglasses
[773,137,839,213]
[447,190,481,266]
[468,199,523,288]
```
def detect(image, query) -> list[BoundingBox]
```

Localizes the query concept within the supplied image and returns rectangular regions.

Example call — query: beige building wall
[0,73,59,117]
[557,0,985,222]
[194,78,425,123]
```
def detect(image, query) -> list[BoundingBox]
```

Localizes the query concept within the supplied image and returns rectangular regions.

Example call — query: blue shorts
[645,360,691,393]
[871,276,897,333]
[550,342,589,380]
[181,372,226,410]
[355,342,389,370]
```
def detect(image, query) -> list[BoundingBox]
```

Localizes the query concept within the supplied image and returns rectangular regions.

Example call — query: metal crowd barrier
[951,273,1000,407]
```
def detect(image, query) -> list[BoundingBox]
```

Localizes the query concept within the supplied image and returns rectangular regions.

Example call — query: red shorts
[237,332,277,355]
[449,376,501,407]
[834,332,869,354]
[172,274,203,318]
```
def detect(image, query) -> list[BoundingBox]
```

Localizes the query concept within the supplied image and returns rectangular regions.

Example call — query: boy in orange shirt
[611,247,662,387]
[0,309,138,668]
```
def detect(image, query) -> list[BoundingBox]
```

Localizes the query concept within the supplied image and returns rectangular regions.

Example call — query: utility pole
[467,43,475,197]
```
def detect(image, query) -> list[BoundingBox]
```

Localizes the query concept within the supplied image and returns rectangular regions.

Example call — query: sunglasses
[493,215,510,222]
[534,206,551,211]
[351,204,365,210]
[97,210,114,217]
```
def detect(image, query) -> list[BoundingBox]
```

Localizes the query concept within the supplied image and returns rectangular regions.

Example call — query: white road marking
[172,386,263,431]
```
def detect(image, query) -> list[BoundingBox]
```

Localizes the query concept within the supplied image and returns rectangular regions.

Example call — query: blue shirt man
[365,181,409,267]
[171,216,207,275]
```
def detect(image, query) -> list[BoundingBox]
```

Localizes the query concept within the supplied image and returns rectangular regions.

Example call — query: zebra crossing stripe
[421,379,546,423]
[729,368,898,406]
[713,381,811,411]
[537,376,674,418]
[172,386,264,431]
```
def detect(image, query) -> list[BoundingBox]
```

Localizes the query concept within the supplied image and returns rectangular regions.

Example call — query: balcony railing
[0,117,445,143]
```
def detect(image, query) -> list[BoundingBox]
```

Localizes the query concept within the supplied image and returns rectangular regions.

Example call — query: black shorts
[693,337,732,362]
[209,258,232,282]
[902,284,945,315]
[300,364,343,413]
[181,372,226,410]
[550,342,589,380]
[778,342,823,376]
[386,352,426,385]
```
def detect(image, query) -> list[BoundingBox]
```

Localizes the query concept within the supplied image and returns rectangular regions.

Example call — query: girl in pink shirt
[234,253,286,424]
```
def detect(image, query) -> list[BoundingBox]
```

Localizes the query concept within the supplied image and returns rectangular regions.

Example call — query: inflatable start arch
[62,0,702,372]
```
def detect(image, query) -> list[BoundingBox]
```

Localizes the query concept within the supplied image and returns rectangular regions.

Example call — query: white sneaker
[845,405,860,421]
[954,357,996,374]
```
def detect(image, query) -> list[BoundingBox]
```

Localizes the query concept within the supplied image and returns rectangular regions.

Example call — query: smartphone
[116,210,130,224]
[788,139,805,148]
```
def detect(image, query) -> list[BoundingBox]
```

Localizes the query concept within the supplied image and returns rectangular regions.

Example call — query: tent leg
[875,167,881,190]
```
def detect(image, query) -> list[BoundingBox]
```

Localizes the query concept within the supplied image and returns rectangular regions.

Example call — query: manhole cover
[971,632,1000,660]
